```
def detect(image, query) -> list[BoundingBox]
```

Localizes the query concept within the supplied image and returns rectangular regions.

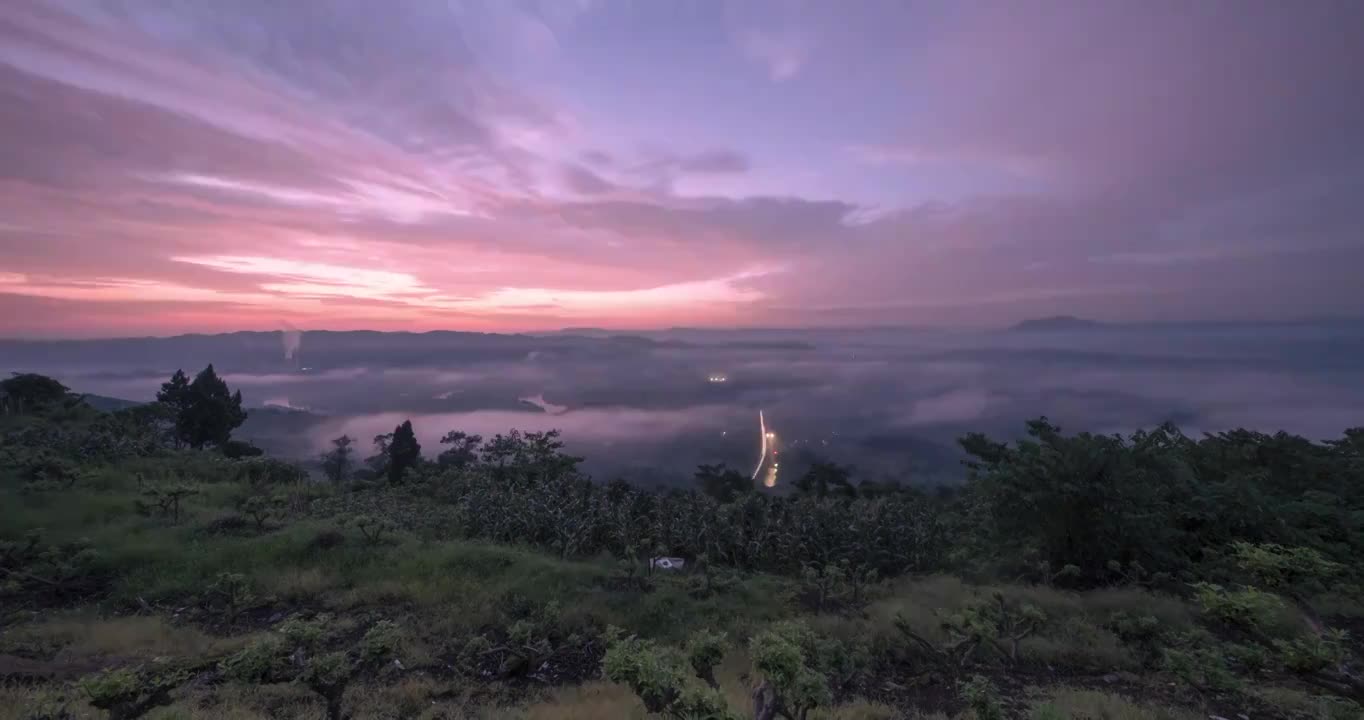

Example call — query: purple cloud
[0,0,1361,337]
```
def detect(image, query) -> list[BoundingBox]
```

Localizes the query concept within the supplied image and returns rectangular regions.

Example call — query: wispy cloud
[2,0,1362,337]
[735,28,811,81]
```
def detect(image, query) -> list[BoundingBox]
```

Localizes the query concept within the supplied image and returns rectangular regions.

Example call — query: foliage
[205,571,256,619]
[960,675,1004,720]
[1274,630,1364,701]
[1160,631,1241,693]
[794,460,856,499]
[684,628,727,688]
[341,514,394,545]
[220,439,264,459]
[78,665,188,720]
[1275,629,1349,675]
[602,626,736,720]
[241,493,284,532]
[0,529,107,603]
[750,621,832,720]
[1230,542,1343,594]
[895,592,1044,668]
[387,420,421,484]
[8,381,1364,713]
[219,615,400,720]
[1,372,72,412]
[958,420,1364,586]
[135,482,198,524]
[14,450,85,492]
[437,430,483,470]
[1190,582,1283,634]
[237,457,307,488]
[320,434,355,484]
[157,366,247,449]
[433,441,950,579]
[219,636,286,682]
[1106,611,1166,667]
[693,463,753,503]
[799,560,879,611]
[219,436,261,458]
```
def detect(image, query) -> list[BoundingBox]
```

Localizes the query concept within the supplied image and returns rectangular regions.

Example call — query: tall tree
[1,373,70,414]
[387,420,421,484]
[694,463,753,503]
[167,365,247,449]
[794,460,856,499]
[321,435,355,484]
[155,369,192,448]
[437,430,483,470]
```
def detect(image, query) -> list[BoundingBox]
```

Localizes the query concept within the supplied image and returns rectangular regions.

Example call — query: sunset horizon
[4,0,1362,338]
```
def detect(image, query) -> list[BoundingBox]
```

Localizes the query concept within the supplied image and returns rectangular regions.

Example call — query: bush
[219,616,400,720]
[0,530,108,604]
[79,665,188,720]
[960,675,1004,720]
[1161,634,1240,693]
[1106,612,1165,667]
[750,622,832,720]
[602,626,735,719]
[1191,582,1283,633]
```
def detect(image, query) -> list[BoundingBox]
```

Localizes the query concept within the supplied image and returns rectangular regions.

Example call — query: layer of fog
[13,322,1362,486]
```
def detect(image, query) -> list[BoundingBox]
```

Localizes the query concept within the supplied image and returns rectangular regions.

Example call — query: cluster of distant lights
[707,374,728,383]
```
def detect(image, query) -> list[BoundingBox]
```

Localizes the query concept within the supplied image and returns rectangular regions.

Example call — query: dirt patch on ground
[845,661,1297,720]
[0,652,128,682]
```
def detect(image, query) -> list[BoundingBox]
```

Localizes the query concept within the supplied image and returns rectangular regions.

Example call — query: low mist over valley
[8,319,1362,486]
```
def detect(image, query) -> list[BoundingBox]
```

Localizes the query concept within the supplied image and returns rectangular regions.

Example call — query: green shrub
[79,665,188,720]
[220,637,286,683]
[1161,635,1240,693]
[1191,582,1283,633]
[1106,612,1166,667]
[602,626,736,719]
[1274,629,1348,674]
[0,530,108,603]
[685,628,727,688]
[340,514,393,545]
[750,622,832,720]
[960,675,1004,720]
[1231,542,1342,593]
[217,616,399,720]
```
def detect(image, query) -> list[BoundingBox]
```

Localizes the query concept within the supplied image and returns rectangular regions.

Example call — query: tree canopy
[386,420,421,483]
[156,366,247,449]
[1,372,71,412]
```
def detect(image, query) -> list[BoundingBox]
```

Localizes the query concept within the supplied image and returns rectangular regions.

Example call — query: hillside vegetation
[1,370,1362,719]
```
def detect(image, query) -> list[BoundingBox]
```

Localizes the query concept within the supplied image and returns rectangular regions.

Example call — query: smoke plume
[281,321,302,361]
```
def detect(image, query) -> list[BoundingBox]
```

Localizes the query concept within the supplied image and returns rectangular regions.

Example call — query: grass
[861,575,1197,673]
[3,449,1346,720]
[1,613,255,662]
[0,682,100,720]
[1250,686,1364,720]
[1028,688,1201,720]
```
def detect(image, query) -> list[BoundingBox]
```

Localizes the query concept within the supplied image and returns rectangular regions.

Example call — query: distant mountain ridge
[1009,316,1107,332]
[0,328,814,377]
[79,394,144,412]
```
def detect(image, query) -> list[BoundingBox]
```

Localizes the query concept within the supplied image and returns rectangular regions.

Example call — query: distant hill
[1009,316,1106,332]
[80,394,144,412]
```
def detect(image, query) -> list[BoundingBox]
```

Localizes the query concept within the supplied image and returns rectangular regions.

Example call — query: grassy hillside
[1,380,1362,719]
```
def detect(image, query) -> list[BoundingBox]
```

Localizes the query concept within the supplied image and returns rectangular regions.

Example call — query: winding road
[752,410,767,481]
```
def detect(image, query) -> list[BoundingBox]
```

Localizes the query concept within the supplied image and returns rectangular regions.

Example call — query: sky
[1,0,1362,338]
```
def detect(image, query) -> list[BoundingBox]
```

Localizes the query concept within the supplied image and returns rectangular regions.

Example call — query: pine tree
[321,435,355,484]
[387,420,421,484]
[155,369,191,448]
[167,365,248,449]
[437,430,483,470]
